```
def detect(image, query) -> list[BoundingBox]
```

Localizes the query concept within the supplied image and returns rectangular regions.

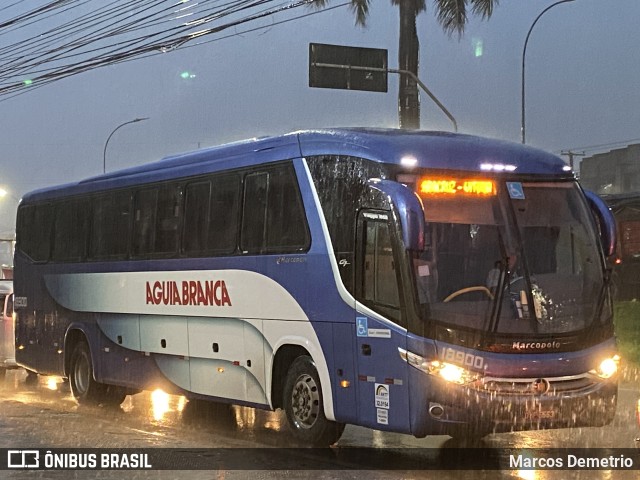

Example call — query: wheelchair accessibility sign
[356,317,368,337]
[507,182,525,199]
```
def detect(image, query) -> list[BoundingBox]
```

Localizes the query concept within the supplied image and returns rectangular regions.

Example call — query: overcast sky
[0,0,638,233]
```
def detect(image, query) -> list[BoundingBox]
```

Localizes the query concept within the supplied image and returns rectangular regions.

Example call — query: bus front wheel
[69,341,126,406]
[283,355,345,446]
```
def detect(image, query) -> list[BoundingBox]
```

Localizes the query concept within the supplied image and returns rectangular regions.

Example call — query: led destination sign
[418,178,495,196]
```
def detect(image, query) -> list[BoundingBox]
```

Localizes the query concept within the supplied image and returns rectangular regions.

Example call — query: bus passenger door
[354,211,410,432]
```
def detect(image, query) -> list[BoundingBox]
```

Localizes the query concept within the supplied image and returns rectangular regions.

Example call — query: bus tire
[102,384,128,407]
[69,341,125,406]
[69,341,102,404]
[24,370,38,385]
[283,355,345,446]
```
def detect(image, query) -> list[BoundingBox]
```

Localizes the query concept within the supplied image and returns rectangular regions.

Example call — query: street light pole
[521,0,575,144]
[311,62,457,132]
[103,117,149,173]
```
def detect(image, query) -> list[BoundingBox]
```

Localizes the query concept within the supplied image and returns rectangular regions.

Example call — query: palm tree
[313,0,498,129]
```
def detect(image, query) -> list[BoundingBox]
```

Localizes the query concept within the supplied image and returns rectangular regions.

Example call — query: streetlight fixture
[0,187,20,202]
[103,117,149,173]
[521,0,575,144]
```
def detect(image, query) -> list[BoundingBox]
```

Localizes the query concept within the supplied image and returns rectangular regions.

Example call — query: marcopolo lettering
[145,280,232,307]
[512,341,561,351]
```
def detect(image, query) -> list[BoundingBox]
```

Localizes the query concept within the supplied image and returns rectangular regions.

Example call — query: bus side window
[183,175,240,256]
[240,165,309,254]
[265,167,309,250]
[17,204,54,263]
[90,191,131,260]
[208,175,240,254]
[52,200,88,262]
[183,181,211,255]
[132,189,158,256]
[241,172,269,253]
[154,184,182,255]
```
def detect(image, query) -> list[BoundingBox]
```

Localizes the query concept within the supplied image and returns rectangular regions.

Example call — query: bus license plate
[524,409,556,421]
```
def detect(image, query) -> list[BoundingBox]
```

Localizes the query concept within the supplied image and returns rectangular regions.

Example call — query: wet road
[0,367,639,479]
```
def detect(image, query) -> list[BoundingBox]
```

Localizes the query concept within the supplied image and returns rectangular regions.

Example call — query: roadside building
[579,144,640,300]
[580,144,640,194]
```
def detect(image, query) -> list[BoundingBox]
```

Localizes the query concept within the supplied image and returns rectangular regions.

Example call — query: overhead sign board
[309,43,388,93]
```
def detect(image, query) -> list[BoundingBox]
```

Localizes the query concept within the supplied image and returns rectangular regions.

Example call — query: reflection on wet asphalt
[1,367,639,479]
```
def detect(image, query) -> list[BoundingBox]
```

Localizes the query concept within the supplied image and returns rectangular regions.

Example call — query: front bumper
[412,371,618,437]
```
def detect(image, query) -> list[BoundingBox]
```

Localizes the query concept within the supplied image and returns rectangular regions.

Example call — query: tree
[313,0,498,129]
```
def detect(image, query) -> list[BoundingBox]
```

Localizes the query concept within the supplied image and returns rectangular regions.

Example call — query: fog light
[429,403,444,418]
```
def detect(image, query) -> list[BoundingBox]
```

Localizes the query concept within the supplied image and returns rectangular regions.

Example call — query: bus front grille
[476,373,600,396]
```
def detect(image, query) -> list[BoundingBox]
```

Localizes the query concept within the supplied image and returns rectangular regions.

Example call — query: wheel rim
[291,373,319,429]
[73,352,90,396]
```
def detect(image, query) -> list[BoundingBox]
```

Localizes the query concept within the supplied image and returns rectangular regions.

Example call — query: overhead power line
[0,0,321,101]
[563,137,640,154]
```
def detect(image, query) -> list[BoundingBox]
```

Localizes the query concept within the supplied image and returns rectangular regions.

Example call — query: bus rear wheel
[283,356,345,446]
[69,341,126,406]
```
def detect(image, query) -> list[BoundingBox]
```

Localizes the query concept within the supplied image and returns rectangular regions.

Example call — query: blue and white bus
[14,128,619,445]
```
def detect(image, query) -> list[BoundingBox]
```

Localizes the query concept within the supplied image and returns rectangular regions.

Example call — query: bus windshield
[415,180,608,336]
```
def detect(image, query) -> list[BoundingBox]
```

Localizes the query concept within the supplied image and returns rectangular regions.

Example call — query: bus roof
[22,128,570,202]
[296,128,568,174]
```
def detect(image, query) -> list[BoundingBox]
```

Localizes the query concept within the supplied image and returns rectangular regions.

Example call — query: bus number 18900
[439,348,485,370]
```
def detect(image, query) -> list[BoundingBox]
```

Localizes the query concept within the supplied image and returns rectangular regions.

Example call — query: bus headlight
[398,348,478,385]
[592,355,620,379]
[428,361,478,385]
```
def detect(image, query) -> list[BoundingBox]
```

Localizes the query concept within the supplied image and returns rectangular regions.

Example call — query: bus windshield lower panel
[415,180,609,338]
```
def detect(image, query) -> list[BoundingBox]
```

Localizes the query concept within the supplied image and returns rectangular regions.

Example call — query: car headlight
[591,354,620,379]
[398,348,479,385]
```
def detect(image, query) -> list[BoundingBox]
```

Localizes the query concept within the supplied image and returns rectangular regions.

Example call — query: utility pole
[398,0,420,129]
[560,150,585,173]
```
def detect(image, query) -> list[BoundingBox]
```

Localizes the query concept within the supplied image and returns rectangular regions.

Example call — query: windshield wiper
[487,259,508,334]
[486,228,510,334]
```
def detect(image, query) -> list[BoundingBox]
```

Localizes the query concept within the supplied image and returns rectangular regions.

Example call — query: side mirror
[584,190,616,258]
[367,179,425,251]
